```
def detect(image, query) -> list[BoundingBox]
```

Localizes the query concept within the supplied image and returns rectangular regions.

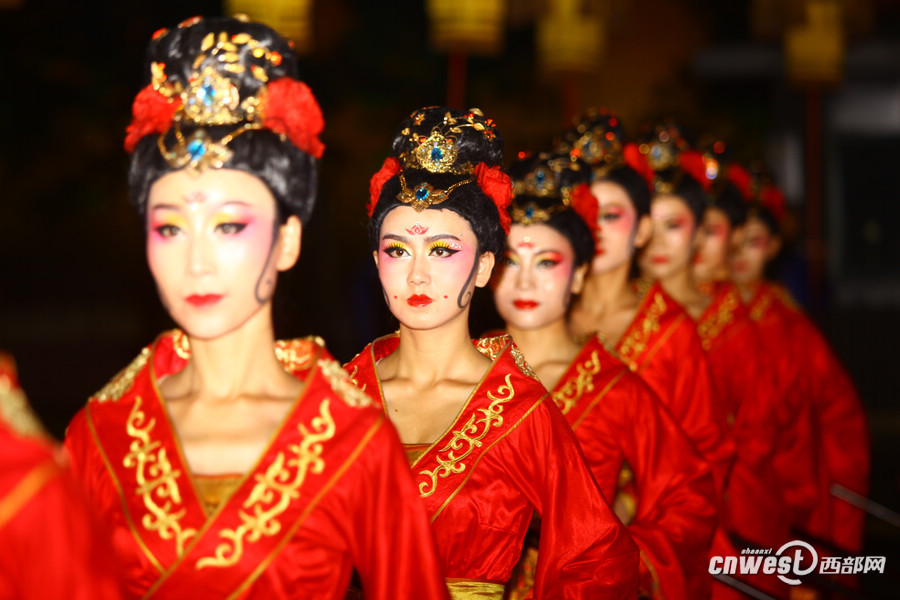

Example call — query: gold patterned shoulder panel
[93,346,151,403]
[318,358,373,408]
[275,336,323,372]
[697,291,739,350]
[475,336,538,379]
[617,292,666,370]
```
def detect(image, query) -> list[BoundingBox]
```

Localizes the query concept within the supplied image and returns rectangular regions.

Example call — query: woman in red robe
[563,114,731,496]
[63,17,448,600]
[688,162,819,598]
[346,107,639,599]
[730,195,869,558]
[491,152,716,599]
[0,355,122,600]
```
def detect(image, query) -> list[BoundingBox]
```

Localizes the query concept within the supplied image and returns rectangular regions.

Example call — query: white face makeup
[146,169,292,340]
[639,194,698,281]
[494,223,580,331]
[375,205,493,331]
[693,207,731,282]
[729,216,773,287]
[588,180,642,274]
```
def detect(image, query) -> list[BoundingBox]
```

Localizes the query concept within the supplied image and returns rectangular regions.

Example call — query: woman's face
[146,169,299,340]
[493,223,585,331]
[693,207,731,282]
[639,194,699,281]
[588,180,645,274]
[375,205,493,331]
[730,216,777,287]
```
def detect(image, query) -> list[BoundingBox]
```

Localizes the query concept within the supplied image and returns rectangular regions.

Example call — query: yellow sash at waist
[446,579,505,599]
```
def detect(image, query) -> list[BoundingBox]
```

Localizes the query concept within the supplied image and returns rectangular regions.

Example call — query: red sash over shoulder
[347,334,639,599]
[613,281,733,493]
[551,336,716,600]
[65,330,449,600]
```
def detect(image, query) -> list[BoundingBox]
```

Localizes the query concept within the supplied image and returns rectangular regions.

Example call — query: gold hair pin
[396,172,473,211]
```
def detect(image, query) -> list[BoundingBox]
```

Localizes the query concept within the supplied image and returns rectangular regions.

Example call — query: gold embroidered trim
[697,291,738,350]
[123,395,196,556]
[618,292,666,370]
[474,336,537,379]
[551,350,601,415]
[172,329,191,360]
[196,398,336,569]
[446,580,506,599]
[0,460,59,530]
[346,364,367,395]
[0,380,46,438]
[749,289,772,322]
[275,337,320,372]
[317,359,372,408]
[94,347,151,403]
[418,374,515,498]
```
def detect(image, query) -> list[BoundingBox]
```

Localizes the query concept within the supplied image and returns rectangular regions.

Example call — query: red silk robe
[0,356,122,600]
[63,330,449,600]
[551,336,717,600]
[698,282,817,599]
[613,281,733,493]
[749,282,869,554]
[345,334,639,600]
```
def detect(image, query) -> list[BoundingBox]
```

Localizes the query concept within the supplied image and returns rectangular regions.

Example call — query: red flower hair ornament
[124,85,181,153]
[367,157,401,217]
[571,183,600,241]
[475,163,513,235]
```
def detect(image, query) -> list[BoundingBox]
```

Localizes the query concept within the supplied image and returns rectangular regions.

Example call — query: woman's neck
[736,278,763,304]
[574,264,636,319]
[172,308,289,402]
[506,318,580,390]
[389,314,488,385]
[658,267,702,307]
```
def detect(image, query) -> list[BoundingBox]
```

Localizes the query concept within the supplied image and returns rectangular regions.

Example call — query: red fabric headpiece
[124,85,181,153]
[623,142,655,192]
[368,157,401,217]
[678,149,710,192]
[475,163,513,235]
[571,183,599,241]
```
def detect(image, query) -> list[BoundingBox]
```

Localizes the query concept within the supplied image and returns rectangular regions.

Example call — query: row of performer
[0,15,869,600]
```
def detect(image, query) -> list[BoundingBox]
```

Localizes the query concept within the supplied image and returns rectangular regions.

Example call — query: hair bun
[391,107,504,172]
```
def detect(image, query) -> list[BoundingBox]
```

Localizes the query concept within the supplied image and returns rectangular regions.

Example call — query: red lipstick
[650,256,669,265]
[513,299,540,310]
[407,294,433,307]
[185,294,223,307]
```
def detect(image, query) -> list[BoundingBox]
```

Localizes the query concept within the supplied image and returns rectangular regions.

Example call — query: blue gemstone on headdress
[430,145,443,162]
[416,186,430,201]
[525,206,535,220]
[200,81,217,107]
[187,138,206,161]
[535,170,546,187]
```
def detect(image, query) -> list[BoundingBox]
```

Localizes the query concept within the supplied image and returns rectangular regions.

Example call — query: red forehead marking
[516,241,535,249]
[185,191,208,205]
[406,223,429,235]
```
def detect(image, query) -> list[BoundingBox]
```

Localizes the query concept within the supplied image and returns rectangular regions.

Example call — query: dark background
[1,1,898,595]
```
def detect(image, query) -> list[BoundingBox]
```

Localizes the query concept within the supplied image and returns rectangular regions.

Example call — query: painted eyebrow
[381,233,462,243]
[148,199,251,211]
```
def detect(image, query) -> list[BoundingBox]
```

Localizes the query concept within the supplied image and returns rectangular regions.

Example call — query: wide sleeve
[799,319,869,553]
[0,439,122,600]
[501,396,639,599]
[664,321,734,495]
[347,416,450,600]
[619,385,716,600]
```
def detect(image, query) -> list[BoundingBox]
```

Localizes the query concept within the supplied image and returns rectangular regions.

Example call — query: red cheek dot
[393,296,397,299]
[444,295,448,299]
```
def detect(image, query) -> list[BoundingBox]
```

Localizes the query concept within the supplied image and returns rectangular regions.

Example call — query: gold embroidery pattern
[275,337,319,372]
[418,374,515,498]
[346,364,367,395]
[0,380,46,438]
[697,292,738,350]
[94,347,151,402]
[509,345,538,380]
[749,290,772,322]
[123,395,196,556]
[551,351,601,415]
[172,329,191,360]
[617,293,666,370]
[196,399,337,569]
[474,335,506,360]
[318,359,372,408]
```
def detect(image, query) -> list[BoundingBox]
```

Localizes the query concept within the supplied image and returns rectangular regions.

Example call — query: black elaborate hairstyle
[595,164,653,219]
[652,168,707,228]
[127,16,321,224]
[508,151,595,268]
[708,182,748,228]
[367,107,508,260]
